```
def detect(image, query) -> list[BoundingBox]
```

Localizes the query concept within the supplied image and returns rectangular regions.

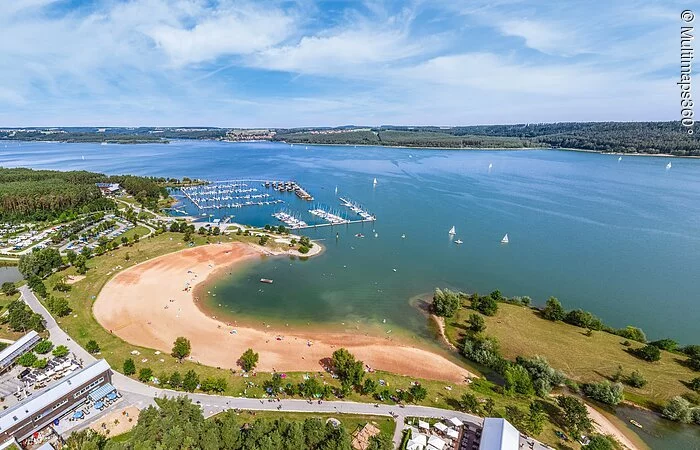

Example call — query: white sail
[488,163,493,169]
[373,177,377,185]
[334,186,338,194]
[449,226,456,235]
[666,162,672,169]
[618,156,622,162]
[501,233,509,244]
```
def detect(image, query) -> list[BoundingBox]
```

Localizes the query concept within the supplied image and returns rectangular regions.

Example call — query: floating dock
[339,197,376,221]
[262,180,314,201]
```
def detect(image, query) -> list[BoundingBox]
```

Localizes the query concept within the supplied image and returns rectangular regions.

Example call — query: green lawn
[0,291,26,340]
[445,303,698,409]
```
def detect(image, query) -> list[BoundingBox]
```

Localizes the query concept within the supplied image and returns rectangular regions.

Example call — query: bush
[624,370,647,388]
[34,339,53,354]
[462,335,509,374]
[564,309,603,330]
[630,344,661,362]
[649,338,677,351]
[46,296,71,317]
[681,345,700,359]
[432,288,461,318]
[541,297,565,321]
[52,345,69,357]
[1,281,17,296]
[138,367,153,383]
[616,326,647,343]
[85,340,100,354]
[582,381,624,405]
[298,245,310,254]
[123,358,136,376]
[183,370,199,392]
[690,377,700,393]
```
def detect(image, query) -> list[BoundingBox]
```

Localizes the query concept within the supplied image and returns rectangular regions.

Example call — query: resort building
[95,183,121,196]
[0,332,41,375]
[0,359,113,445]
[478,418,519,450]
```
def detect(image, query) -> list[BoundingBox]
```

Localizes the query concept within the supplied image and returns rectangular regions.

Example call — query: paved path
[20,285,487,448]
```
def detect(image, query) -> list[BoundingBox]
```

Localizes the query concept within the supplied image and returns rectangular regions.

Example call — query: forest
[0,168,167,222]
[273,122,700,155]
[65,397,392,450]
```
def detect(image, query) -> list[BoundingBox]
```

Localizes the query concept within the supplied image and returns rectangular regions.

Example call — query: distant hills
[2,122,698,156]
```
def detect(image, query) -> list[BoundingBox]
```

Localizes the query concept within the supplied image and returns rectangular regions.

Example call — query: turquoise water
[3,140,700,448]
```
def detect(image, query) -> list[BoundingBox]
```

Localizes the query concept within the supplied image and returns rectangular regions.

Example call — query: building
[479,418,519,450]
[0,332,41,375]
[350,422,381,450]
[0,359,112,444]
[95,183,121,195]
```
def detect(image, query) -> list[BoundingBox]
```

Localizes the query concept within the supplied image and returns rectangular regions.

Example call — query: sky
[0,0,691,127]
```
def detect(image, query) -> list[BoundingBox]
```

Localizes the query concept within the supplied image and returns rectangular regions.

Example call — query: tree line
[65,396,392,450]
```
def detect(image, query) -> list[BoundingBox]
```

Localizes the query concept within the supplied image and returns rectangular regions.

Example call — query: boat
[260,278,274,284]
[488,163,493,169]
[630,420,643,429]
[373,178,377,185]
[454,239,463,244]
[82,155,85,160]
[401,234,406,239]
[448,226,456,235]
[618,156,622,161]
[666,162,672,169]
[355,233,364,238]
[501,233,509,244]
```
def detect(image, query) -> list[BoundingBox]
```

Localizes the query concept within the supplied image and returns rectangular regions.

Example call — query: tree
[587,435,616,450]
[46,296,71,317]
[581,381,624,406]
[138,367,154,383]
[85,340,100,354]
[1,281,17,296]
[362,378,377,395]
[662,396,692,423]
[18,352,38,367]
[331,348,365,387]
[183,369,200,392]
[504,364,535,396]
[631,344,661,362]
[459,392,480,413]
[5,300,45,332]
[64,429,107,450]
[34,339,53,354]
[65,250,77,265]
[564,309,603,330]
[432,288,461,317]
[33,358,48,369]
[171,336,192,361]
[616,326,647,343]
[18,247,63,279]
[367,434,393,450]
[624,370,647,388]
[526,401,546,435]
[123,358,136,375]
[239,348,259,372]
[467,313,486,332]
[542,297,565,321]
[169,371,182,388]
[52,345,69,358]
[557,396,592,435]
[472,294,499,316]
[515,355,566,397]
[409,384,427,402]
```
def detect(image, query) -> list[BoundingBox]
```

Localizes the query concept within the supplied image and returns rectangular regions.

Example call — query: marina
[339,197,376,220]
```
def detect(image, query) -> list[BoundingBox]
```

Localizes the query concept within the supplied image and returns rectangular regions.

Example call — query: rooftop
[0,332,40,365]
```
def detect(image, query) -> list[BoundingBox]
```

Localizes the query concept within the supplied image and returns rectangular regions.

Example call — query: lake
[2,140,700,449]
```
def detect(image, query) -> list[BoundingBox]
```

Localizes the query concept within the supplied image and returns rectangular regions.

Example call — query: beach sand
[585,404,641,450]
[93,242,475,382]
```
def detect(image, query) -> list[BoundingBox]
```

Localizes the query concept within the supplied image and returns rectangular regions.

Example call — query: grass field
[445,303,698,409]
[0,290,27,340]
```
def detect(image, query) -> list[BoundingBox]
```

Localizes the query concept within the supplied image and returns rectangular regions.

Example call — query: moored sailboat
[501,233,509,244]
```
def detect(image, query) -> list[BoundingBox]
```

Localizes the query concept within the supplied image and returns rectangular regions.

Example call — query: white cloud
[498,19,586,56]
[148,6,295,66]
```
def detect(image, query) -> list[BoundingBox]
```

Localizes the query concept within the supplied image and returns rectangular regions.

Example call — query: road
[19,285,487,448]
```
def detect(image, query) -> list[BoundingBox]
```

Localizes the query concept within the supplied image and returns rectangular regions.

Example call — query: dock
[262,180,314,201]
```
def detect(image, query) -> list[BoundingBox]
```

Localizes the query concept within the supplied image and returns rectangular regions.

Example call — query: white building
[479,418,520,450]
[0,331,41,374]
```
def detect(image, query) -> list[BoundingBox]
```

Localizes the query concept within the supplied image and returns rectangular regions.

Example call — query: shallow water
[0,266,21,284]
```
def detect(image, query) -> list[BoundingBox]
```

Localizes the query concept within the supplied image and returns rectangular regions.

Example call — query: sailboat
[82,155,85,160]
[449,226,456,235]
[454,239,463,244]
[373,178,377,186]
[488,163,493,170]
[501,233,509,244]
[618,156,622,162]
[334,186,338,194]
[666,162,672,169]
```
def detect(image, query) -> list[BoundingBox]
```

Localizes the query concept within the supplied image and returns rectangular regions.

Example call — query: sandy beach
[585,404,641,450]
[93,242,474,382]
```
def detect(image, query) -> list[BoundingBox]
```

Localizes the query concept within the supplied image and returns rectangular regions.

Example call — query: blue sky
[0,0,689,127]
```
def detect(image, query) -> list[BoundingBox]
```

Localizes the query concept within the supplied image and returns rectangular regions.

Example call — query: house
[95,183,121,195]
[0,332,41,375]
[479,418,519,450]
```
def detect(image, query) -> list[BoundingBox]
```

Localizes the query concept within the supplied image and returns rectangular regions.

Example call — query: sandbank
[93,242,474,382]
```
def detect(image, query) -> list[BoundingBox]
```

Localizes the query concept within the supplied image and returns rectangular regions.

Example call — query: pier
[339,197,376,220]
[180,180,283,210]
[262,180,314,201]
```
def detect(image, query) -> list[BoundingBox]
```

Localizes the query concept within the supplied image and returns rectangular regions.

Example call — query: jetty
[339,197,376,221]
[180,180,283,210]
[272,211,308,229]
[309,208,348,225]
[262,180,314,201]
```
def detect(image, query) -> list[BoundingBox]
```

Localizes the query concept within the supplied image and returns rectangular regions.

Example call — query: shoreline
[93,241,476,382]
